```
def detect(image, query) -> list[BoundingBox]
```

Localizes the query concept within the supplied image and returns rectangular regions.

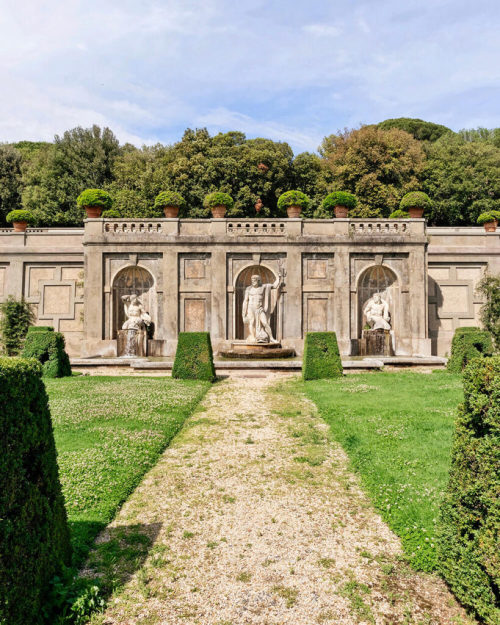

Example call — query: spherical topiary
[389,209,410,219]
[6,209,33,224]
[76,188,112,209]
[477,212,498,225]
[101,209,122,218]
[203,191,234,210]
[322,191,357,211]
[154,191,185,209]
[400,191,432,211]
[277,190,311,212]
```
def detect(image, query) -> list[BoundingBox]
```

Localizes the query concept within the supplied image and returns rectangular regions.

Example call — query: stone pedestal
[117,329,147,357]
[359,329,393,356]
[219,341,295,360]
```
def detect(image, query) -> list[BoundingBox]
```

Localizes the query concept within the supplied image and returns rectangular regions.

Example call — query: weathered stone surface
[0,219,498,358]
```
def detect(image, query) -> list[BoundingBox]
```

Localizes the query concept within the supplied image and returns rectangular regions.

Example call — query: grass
[45,375,210,567]
[305,370,463,572]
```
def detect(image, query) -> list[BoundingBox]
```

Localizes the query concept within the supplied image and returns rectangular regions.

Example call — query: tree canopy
[1,118,499,226]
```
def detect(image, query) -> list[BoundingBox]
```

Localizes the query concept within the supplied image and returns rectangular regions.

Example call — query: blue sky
[1,0,499,153]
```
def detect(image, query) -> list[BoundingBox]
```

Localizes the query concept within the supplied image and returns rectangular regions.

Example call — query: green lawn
[305,370,463,572]
[45,375,210,567]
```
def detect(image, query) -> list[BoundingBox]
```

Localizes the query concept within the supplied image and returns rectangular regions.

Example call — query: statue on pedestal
[363,292,391,330]
[242,266,284,344]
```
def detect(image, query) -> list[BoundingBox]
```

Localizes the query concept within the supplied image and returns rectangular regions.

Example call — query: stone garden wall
[0,220,498,357]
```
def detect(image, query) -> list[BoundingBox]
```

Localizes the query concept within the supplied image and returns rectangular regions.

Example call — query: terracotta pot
[286,205,302,218]
[408,207,424,219]
[84,205,103,218]
[483,219,498,232]
[334,204,349,218]
[163,205,179,218]
[12,221,28,232]
[211,204,227,218]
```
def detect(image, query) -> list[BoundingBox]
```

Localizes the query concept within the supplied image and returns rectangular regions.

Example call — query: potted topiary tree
[203,191,234,218]
[322,191,357,218]
[76,189,113,218]
[389,209,410,219]
[277,190,311,218]
[154,191,185,218]
[6,209,33,232]
[477,212,499,232]
[399,191,432,219]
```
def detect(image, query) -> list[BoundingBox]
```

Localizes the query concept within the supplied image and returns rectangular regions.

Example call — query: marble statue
[121,294,152,330]
[363,292,391,330]
[242,268,284,344]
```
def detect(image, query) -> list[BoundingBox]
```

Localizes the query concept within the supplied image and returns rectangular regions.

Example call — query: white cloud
[196,107,323,152]
[0,0,498,152]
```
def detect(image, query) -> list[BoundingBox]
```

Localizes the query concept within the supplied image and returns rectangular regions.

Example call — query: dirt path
[87,377,472,625]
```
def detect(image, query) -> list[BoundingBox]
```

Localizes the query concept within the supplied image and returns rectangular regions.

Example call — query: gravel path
[88,376,472,625]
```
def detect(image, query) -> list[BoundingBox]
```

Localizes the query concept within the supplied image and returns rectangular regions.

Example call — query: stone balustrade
[103,221,164,233]
[349,220,410,235]
[227,221,287,236]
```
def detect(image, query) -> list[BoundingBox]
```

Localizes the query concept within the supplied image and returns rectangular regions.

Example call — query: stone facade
[0,219,498,358]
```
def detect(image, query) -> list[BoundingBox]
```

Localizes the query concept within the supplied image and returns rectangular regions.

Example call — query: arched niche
[357,265,399,338]
[112,266,155,338]
[234,265,277,341]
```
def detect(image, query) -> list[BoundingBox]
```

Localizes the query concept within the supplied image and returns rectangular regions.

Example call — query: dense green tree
[458,127,500,147]
[422,133,500,225]
[378,118,452,142]
[320,126,425,217]
[21,125,120,225]
[290,152,328,217]
[108,129,296,218]
[0,144,23,224]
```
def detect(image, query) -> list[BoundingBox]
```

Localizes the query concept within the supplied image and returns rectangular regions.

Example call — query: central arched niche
[234,265,277,340]
[357,265,399,338]
[112,265,155,338]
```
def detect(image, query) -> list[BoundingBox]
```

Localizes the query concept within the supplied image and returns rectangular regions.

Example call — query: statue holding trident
[242,262,285,343]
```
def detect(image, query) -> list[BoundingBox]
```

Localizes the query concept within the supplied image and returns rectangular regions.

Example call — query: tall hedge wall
[447,326,493,373]
[0,357,71,625]
[172,332,216,381]
[302,332,343,380]
[21,326,72,377]
[437,356,500,624]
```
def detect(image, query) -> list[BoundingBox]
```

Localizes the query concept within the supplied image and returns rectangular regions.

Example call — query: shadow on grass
[51,521,163,624]
[81,521,163,598]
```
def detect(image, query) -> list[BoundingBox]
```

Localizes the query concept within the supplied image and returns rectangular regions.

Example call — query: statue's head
[130,293,141,304]
[373,293,382,303]
[251,275,262,287]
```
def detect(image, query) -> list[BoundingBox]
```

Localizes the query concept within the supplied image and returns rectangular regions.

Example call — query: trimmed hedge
[0,295,34,355]
[477,212,498,226]
[322,191,357,211]
[21,326,72,378]
[447,326,493,373]
[172,332,216,381]
[154,190,185,209]
[400,191,432,211]
[437,356,500,624]
[302,332,343,380]
[0,357,71,625]
[277,190,311,211]
[6,209,33,223]
[76,188,112,209]
[203,191,234,210]
[389,209,409,219]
